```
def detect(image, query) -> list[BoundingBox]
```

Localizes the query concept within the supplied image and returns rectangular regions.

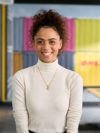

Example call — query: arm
[66,73,83,133]
[12,71,29,133]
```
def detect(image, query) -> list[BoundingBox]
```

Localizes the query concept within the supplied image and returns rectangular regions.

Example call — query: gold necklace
[37,67,58,90]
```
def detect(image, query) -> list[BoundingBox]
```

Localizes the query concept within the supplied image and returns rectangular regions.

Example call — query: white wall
[8,4,100,19]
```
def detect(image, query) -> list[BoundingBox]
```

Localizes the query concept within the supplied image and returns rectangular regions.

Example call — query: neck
[37,58,59,71]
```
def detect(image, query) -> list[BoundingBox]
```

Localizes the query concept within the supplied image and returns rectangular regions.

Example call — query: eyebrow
[35,38,57,41]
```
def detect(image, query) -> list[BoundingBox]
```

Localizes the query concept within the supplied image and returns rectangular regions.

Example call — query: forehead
[34,27,60,39]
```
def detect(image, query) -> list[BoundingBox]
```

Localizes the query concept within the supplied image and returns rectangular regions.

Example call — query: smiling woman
[12,9,83,133]
[33,27,62,63]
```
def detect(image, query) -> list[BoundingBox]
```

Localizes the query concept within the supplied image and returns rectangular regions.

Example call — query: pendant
[38,66,58,91]
[46,86,49,90]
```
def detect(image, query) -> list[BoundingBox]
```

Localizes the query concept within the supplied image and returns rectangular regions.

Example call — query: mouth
[41,52,52,56]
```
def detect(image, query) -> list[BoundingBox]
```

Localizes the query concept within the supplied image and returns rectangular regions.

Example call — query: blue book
[58,51,74,70]
[23,51,38,68]
[13,17,23,51]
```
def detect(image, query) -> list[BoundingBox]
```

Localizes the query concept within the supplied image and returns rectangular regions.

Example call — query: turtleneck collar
[36,58,59,71]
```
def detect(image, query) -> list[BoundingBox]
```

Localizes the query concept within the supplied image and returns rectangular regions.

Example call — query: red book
[23,17,35,51]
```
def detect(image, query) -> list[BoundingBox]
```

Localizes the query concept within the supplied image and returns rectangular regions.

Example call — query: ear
[59,39,63,49]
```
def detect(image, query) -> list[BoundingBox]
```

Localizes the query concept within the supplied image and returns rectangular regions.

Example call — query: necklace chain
[37,67,58,90]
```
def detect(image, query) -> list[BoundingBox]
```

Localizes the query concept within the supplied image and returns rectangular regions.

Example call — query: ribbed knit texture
[12,59,83,133]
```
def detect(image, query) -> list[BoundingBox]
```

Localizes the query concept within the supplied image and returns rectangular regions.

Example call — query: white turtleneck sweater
[12,59,83,133]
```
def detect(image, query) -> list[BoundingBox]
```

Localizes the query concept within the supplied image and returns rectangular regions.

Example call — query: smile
[41,52,52,56]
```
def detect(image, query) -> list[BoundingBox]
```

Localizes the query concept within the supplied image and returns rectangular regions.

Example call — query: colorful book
[58,51,74,70]
[13,17,23,51]
[23,17,35,51]
[23,51,38,68]
[74,52,100,86]
[75,19,100,52]
[13,52,23,74]
[7,19,12,46]
[63,18,74,52]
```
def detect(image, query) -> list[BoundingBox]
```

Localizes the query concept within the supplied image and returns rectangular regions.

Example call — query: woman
[12,9,83,133]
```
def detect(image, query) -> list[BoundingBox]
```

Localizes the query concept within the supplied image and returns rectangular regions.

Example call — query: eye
[49,40,56,45]
[36,40,43,45]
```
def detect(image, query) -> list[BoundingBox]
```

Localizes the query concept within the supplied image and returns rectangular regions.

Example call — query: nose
[42,42,50,50]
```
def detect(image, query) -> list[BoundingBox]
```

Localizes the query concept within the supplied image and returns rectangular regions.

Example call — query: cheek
[54,45,62,51]
[34,44,41,51]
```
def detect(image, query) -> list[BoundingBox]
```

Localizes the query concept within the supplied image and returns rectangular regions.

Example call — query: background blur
[0,1,100,133]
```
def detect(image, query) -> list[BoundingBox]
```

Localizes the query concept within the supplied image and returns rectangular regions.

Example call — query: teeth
[42,52,51,56]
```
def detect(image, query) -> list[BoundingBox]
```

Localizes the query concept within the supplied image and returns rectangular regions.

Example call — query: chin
[42,60,52,63]
[40,58,54,63]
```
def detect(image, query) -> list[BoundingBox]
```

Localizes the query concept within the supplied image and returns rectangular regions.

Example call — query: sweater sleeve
[66,73,83,133]
[12,71,29,133]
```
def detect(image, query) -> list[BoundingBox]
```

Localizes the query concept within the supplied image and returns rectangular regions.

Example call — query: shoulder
[13,65,36,80]
[59,65,83,83]
[67,71,83,91]
[58,65,78,76]
[70,71,83,83]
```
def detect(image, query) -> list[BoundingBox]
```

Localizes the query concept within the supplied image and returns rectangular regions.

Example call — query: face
[33,27,62,63]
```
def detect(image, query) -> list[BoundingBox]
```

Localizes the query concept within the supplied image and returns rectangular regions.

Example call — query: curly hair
[30,9,68,54]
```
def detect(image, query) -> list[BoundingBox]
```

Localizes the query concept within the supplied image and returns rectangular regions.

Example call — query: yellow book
[75,19,100,52]
[13,52,23,74]
[74,52,100,86]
